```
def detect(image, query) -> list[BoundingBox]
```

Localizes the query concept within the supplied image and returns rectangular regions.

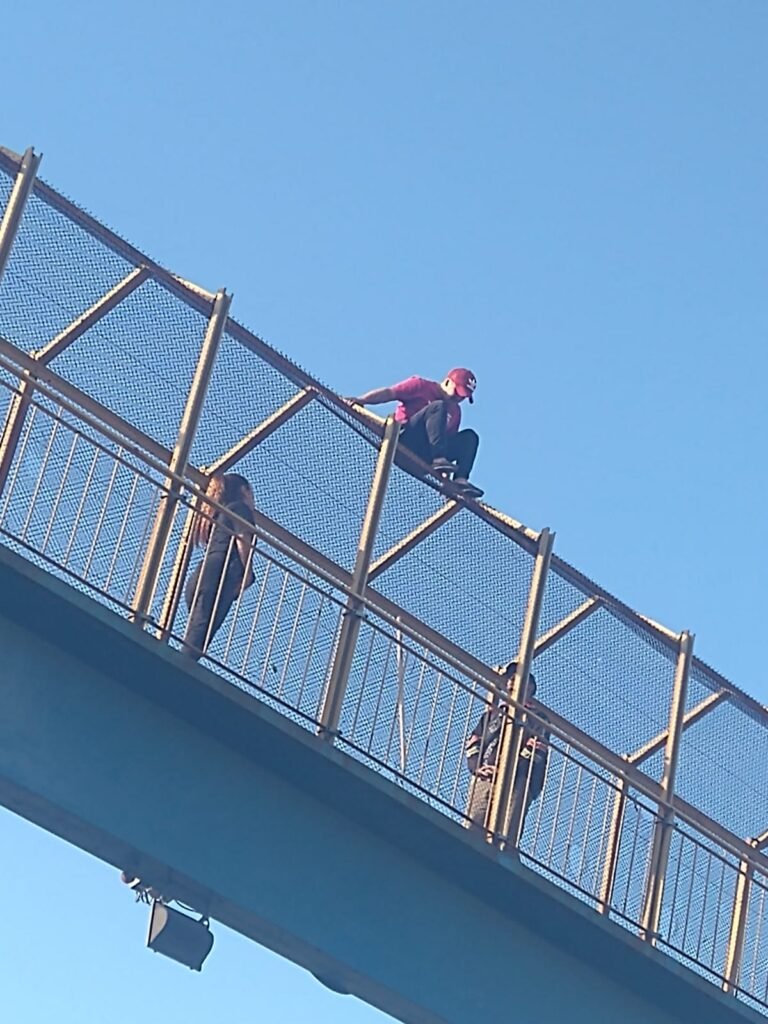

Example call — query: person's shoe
[431,456,456,473]
[454,479,484,499]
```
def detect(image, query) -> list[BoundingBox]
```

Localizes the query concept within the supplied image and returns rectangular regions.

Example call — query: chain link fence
[2,145,768,1013]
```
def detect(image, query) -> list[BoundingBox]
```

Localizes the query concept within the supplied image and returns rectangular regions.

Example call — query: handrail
[0,357,762,883]
[0,150,754,714]
[3,147,768,1007]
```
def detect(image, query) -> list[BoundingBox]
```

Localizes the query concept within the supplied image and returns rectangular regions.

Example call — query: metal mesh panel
[373,511,535,665]
[5,150,768,1014]
[677,687,768,839]
[523,743,617,906]
[0,364,16,434]
[537,563,594,639]
[161,524,346,729]
[658,821,738,981]
[532,604,678,758]
[219,399,379,571]
[48,278,207,449]
[608,788,657,932]
[739,870,768,1007]
[190,332,305,467]
[336,612,487,817]
[373,458,450,561]
[0,168,12,217]
[0,187,135,351]
[0,382,163,615]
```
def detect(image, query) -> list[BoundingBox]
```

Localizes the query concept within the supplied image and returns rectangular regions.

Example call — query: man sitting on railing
[348,368,483,499]
[465,663,550,839]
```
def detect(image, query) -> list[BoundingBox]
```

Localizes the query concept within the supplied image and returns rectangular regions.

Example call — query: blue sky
[2,2,767,1021]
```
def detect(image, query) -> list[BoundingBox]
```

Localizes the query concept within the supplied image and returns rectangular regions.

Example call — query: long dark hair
[193,472,251,547]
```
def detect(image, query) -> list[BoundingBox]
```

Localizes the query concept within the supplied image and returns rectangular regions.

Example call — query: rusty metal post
[132,289,231,625]
[486,527,554,847]
[317,417,400,739]
[641,630,694,942]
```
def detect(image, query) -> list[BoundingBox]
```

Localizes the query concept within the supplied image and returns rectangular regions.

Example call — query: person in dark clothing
[350,368,483,498]
[465,665,550,837]
[183,472,256,660]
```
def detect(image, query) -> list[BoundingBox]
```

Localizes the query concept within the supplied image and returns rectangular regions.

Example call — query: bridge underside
[0,546,755,1024]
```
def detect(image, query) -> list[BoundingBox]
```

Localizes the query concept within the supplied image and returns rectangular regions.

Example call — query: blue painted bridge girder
[0,545,758,1024]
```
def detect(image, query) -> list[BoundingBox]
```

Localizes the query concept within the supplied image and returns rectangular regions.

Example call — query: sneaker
[454,479,484,499]
[431,456,457,473]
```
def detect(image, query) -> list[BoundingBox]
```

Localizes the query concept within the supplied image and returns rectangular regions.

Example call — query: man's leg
[420,401,450,452]
[515,757,546,838]
[443,428,479,481]
[401,401,450,465]
[466,775,493,832]
[399,414,432,462]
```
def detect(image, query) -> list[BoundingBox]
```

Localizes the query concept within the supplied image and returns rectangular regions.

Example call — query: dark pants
[467,756,546,835]
[183,556,243,660]
[401,401,479,480]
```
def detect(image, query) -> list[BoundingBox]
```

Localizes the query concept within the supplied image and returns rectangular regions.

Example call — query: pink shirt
[390,376,461,433]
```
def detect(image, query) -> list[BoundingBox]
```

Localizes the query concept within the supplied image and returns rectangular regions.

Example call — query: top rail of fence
[3,144,768,1008]
[0,143,765,837]
[1,357,767,1008]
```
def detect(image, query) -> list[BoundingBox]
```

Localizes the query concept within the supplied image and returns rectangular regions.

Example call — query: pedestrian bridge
[0,144,766,1023]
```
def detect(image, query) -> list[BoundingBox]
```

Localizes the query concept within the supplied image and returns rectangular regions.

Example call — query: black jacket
[466,702,550,777]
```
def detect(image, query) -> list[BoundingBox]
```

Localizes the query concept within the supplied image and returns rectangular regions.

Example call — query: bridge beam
[0,546,757,1024]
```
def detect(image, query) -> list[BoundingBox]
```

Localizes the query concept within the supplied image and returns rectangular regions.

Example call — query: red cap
[446,368,477,403]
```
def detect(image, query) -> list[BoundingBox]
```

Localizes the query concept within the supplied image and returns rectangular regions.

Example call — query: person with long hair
[183,472,256,660]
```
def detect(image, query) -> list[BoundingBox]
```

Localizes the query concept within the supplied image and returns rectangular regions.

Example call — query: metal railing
[0,356,765,1006]
[2,143,768,1013]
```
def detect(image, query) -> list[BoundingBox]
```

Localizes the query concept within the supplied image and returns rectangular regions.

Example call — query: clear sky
[2,2,767,1021]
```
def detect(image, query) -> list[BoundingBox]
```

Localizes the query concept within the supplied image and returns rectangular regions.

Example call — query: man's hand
[477,765,496,780]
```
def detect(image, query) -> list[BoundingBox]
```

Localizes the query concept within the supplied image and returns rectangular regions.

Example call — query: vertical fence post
[318,416,400,740]
[0,148,43,495]
[486,527,554,848]
[598,770,628,915]
[0,147,41,285]
[641,629,694,942]
[156,499,199,639]
[132,289,231,625]
[723,839,758,995]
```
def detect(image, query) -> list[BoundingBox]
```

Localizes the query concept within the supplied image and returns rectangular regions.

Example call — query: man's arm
[348,386,397,406]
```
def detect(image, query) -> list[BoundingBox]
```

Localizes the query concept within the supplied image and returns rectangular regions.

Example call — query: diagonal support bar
[628,688,729,766]
[368,500,462,582]
[533,597,601,658]
[0,146,41,285]
[35,265,151,363]
[207,387,317,475]
[0,335,180,470]
[0,265,152,495]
